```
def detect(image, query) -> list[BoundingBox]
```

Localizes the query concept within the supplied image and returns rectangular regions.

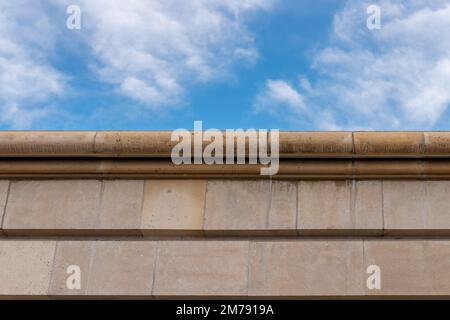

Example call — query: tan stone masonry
[2,132,450,299]
[1,179,450,236]
[0,131,450,158]
[2,240,450,298]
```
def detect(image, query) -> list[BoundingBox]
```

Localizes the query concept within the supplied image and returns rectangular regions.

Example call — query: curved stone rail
[1,131,450,158]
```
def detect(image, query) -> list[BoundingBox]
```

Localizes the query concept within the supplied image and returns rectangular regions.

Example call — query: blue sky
[2,0,450,130]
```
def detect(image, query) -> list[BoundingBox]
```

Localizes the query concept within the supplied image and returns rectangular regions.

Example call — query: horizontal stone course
[3,179,450,236]
[1,131,450,158]
[2,240,450,297]
[3,158,450,178]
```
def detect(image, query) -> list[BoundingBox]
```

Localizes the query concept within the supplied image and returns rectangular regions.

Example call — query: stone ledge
[1,179,450,237]
[1,131,450,158]
[1,239,450,298]
[1,159,450,179]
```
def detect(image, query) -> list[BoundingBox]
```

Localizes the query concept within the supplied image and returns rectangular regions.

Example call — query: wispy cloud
[255,0,450,130]
[254,79,305,114]
[0,0,65,128]
[0,0,274,128]
[76,0,273,108]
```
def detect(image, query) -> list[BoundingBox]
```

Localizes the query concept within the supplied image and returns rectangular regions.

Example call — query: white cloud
[0,0,65,128]
[255,0,450,130]
[0,0,272,128]
[254,79,305,115]
[253,78,345,130]
[76,0,273,108]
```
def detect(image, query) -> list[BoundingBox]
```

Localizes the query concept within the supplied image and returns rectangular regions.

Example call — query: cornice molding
[0,158,448,179]
[0,131,450,158]
[1,131,450,178]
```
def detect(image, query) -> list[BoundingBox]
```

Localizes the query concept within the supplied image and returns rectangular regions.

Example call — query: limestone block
[298,180,382,234]
[0,241,56,296]
[99,180,144,234]
[298,181,350,233]
[204,180,296,235]
[87,241,157,296]
[141,180,206,235]
[353,181,383,231]
[267,181,297,231]
[48,241,92,296]
[3,180,101,235]
[153,241,249,297]
[383,181,450,233]
[364,241,450,295]
[248,241,363,296]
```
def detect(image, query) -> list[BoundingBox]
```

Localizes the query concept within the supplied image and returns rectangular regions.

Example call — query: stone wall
[1,132,450,298]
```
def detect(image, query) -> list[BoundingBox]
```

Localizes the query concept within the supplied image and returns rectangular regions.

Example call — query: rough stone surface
[424,132,450,155]
[354,132,424,156]
[3,131,450,158]
[249,241,363,296]
[0,181,10,235]
[298,181,382,233]
[94,131,174,156]
[383,181,450,232]
[267,181,297,232]
[2,239,450,297]
[204,180,296,234]
[141,180,206,234]
[87,241,157,296]
[0,132,96,156]
[353,181,383,231]
[153,241,249,296]
[3,180,101,234]
[298,181,351,232]
[99,180,144,233]
[0,241,56,296]
[48,242,92,296]
[279,132,353,157]
[364,241,450,296]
